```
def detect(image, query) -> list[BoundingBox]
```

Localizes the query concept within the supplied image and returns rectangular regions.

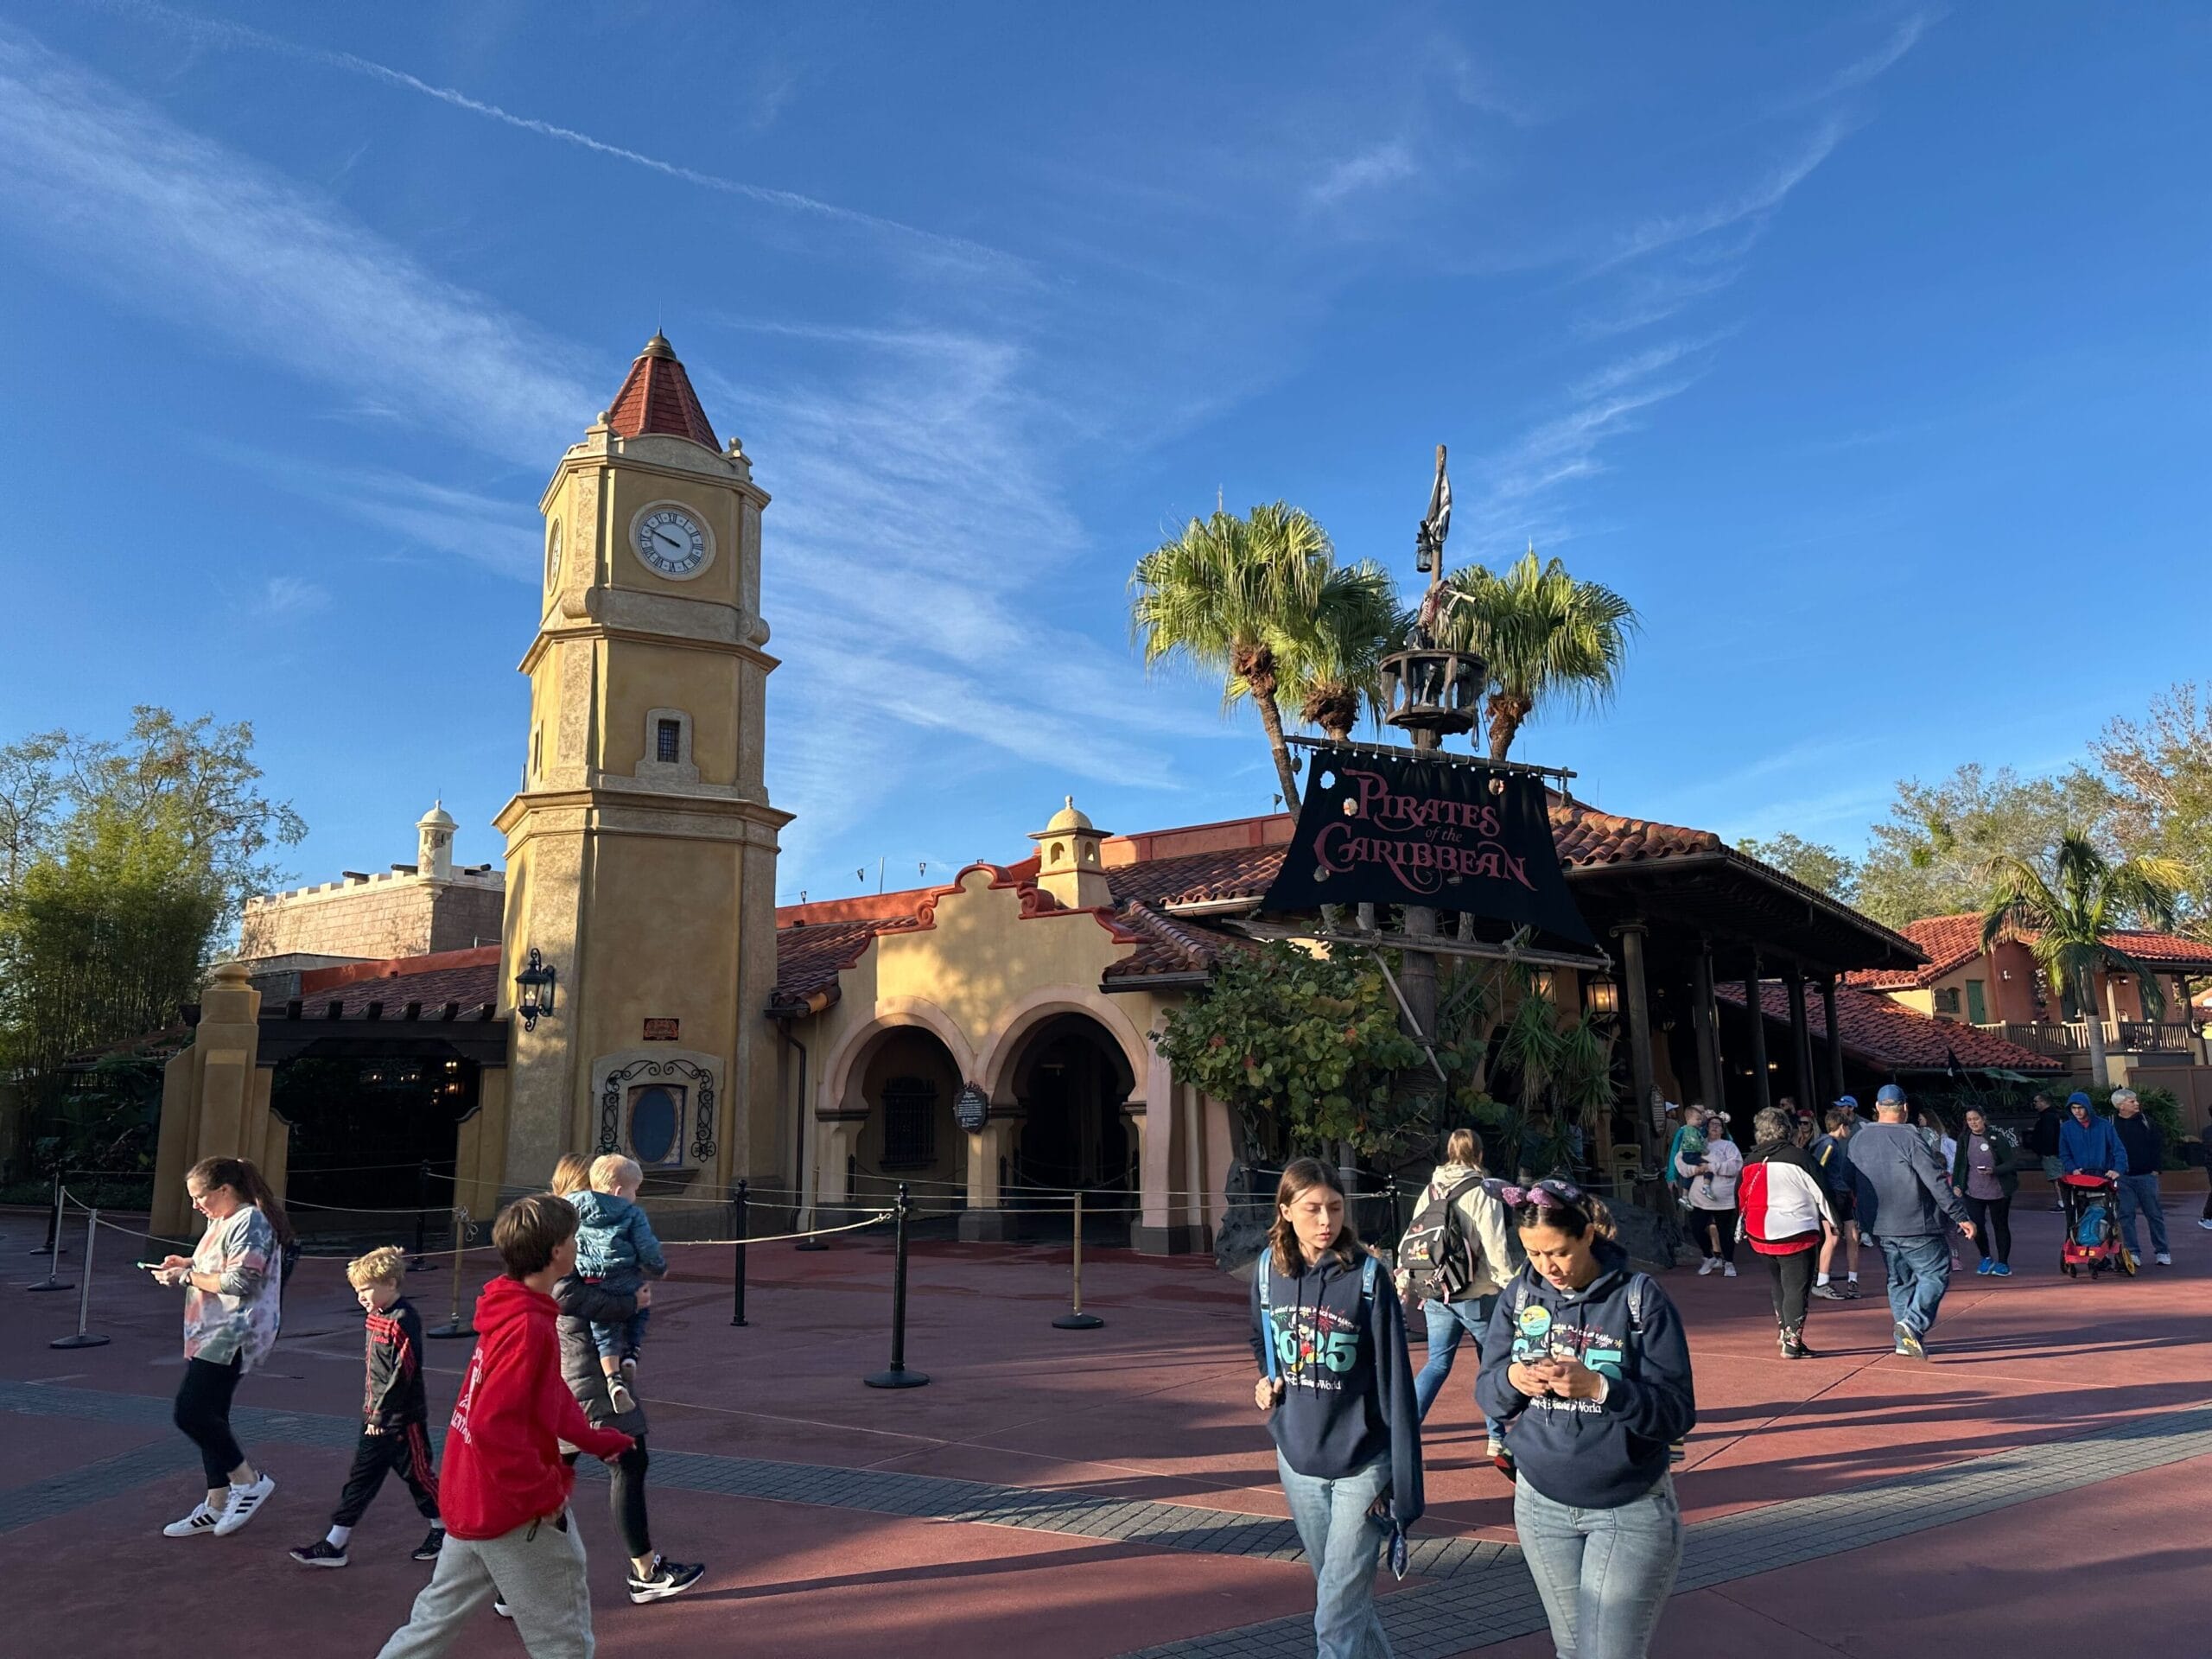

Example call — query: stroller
[2057,1172,2137,1279]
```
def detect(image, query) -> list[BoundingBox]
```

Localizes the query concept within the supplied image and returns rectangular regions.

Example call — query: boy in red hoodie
[376,1193,632,1659]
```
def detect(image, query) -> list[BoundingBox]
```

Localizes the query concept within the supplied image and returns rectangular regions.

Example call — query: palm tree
[1287,563,1404,741]
[1131,504,1389,809]
[1980,832,2185,1086]
[1438,547,1638,760]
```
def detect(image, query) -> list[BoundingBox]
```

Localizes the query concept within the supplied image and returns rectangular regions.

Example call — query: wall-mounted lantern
[1584,976,1621,1018]
[515,948,558,1032]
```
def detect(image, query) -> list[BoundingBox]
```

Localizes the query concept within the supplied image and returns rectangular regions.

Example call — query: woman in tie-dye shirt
[152,1156,292,1540]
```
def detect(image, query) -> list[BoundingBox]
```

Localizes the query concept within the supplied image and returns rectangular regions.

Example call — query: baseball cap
[1875,1084,1906,1105]
[1832,1094,1859,1111]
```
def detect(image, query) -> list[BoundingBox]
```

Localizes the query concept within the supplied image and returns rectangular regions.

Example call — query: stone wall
[241,870,505,963]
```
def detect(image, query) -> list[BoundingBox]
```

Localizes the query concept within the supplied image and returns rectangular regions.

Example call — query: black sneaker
[412,1528,445,1562]
[628,1557,705,1604]
[289,1539,348,1568]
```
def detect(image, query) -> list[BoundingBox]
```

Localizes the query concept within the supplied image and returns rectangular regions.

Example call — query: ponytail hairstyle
[1268,1157,1363,1277]
[188,1154,296,1249]
[1444,1127,1484,1169]
[1499,1178,1616,1243]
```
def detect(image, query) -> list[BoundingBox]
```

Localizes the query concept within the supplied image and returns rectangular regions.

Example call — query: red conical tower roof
[605,332,720,451]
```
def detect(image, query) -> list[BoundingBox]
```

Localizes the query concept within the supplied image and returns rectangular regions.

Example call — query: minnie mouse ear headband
[1499,1178,1585,1210]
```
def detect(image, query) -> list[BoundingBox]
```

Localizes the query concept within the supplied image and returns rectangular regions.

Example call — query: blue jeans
[1878,1234,1951,1338]
[583,1270,648,1362]
[1276,1452,1393,1659]
[1414,1294,1502,1431]
[1514,1473,1681,1659]
[2117,1174,2168,1256]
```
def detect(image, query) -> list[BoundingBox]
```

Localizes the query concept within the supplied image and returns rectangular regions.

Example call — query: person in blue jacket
[1477,1180,1696,1659]
[1252,1157,1422,1658]
[2058,1091,2126,1179]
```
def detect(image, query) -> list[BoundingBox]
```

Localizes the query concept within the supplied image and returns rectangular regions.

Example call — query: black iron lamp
[514,948,557,1031]
[1585,976,1621,1018]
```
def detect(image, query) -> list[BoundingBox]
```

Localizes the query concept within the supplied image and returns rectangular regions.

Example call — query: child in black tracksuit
[289,1246,443,1567]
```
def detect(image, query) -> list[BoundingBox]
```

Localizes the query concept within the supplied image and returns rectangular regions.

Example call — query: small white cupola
[416,800,457,880]
[1028,795,1111,909]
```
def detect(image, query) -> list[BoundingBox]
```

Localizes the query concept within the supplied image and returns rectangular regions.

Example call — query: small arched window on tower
[880,1075,938,1171]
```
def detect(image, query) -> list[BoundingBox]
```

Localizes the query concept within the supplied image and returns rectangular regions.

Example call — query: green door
[1965,979,1988,1024]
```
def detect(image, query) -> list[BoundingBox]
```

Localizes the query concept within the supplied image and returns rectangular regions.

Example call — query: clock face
[545,520,563,590]
[632,504,710,579]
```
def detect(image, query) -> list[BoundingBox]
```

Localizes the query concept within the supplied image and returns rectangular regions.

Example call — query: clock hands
[652,528,685,554]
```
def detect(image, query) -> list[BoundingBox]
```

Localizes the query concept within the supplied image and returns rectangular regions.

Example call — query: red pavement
[3,1186,2208,1658]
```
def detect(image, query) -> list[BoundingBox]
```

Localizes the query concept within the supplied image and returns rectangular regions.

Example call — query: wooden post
[1744,956,1772,1115]
[1690,943,1723,1115]
[1785,965,1815,1108]
[1616,923,1656,1164]
[1821,976,1847,1104]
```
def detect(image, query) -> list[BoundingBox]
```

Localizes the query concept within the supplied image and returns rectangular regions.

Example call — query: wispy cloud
[0,23,592,469]
[90,0,1026,280]
[254,575,331,618]
[1592,118,1851,274]
[1815,10,1940,102]
[1306,141,1417,210]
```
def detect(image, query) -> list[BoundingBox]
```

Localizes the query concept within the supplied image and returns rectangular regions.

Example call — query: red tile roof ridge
[297,944,503,995]
[1717,978,2065,1074]
[1845,912,2212,990]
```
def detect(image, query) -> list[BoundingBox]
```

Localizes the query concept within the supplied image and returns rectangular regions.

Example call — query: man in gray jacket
[1848,1084,1977,1358]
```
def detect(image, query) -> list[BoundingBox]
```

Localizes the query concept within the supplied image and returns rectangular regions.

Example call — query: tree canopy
[1855,763,2114,928]
[1738,832,1861,904]
[2094,681,2212,931]
[0,709,303,1122]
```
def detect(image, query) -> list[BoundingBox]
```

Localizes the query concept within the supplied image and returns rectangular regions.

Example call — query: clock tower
[493,333,791,1194]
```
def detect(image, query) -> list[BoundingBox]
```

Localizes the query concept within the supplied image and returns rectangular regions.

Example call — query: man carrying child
[567,1154,668,1414]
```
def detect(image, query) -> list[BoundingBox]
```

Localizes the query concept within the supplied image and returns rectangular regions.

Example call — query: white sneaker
[1697,1258,1718,1275]
[494,1601,512,1620]
[2198,1218,2212,1230]
[608,1381,637,1414]
[2155,1253,2172,1266]
[212,1473,274,1536]
[163,1502,220,1538]
[1723,1262,1738,1278]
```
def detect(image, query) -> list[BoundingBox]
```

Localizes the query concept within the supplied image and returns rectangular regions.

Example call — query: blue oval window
[630,1085,679,1166]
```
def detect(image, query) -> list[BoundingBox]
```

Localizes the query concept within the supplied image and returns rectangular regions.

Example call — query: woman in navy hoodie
[1477,1180,1696,1659]
[1252,1158,1423,1658]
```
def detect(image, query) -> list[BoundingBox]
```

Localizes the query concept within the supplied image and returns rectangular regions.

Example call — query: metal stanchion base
[730,1315,749,1328]
[863,1366,931,1389]
[26,1279,74,1294]
[426,1322,475,1339]
[49,1333,110,1349]
[1052,1311,1104,1330]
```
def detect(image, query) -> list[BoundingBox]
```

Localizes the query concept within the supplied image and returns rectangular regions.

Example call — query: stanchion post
[27,1177,73,1294]
[729,1179,750,1327]
[428,1205,475,1338]
[30,1167,65,1256]
[863,1182,928,1389]
[50,1205,110,1349]
[795,1160,827,1253]
[1052,1190,1104,1330]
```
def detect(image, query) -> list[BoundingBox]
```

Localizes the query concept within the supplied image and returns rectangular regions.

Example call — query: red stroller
[2058,1172,2138,1279]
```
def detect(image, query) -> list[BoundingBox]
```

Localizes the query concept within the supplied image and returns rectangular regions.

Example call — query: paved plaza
[5,1194,2208,1657]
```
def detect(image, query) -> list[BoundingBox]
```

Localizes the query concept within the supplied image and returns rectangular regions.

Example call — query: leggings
[563,1436,652,1560]
[174,1355,245,1488]
[1963,1193,2013,1266]
[1764,1249,1815,1330]
[1694,1208,1738,1263]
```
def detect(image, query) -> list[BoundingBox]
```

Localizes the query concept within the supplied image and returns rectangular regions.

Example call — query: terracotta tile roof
[1105,842,1289,908]
[1846,912,2212,991]
[1717,980,2065,1075]
[1548,797,1724,866]
[1101,904,1256,982]
[769,916,924,1016]
[605,333,719,450]
[291,952,501,1020]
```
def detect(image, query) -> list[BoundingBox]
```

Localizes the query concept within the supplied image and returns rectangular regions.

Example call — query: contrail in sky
[84,0,1027,276]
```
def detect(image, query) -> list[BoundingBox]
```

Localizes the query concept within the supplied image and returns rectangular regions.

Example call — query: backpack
[1509,1268,1686,1465]
[1258,1252,1379,1382]
[1396,1173,1489,1302]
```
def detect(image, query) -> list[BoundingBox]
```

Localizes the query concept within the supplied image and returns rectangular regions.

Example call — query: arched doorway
[844,1026,964,1214]
[1003,1013,1136,1236]
[272,1051,481,1223]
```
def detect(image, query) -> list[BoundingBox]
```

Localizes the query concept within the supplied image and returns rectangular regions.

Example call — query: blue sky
[2,3,2206,907]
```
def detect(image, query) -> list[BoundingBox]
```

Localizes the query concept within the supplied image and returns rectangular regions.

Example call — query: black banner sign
[1260,747,1593,945]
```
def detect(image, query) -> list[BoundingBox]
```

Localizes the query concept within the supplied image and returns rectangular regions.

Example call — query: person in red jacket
[375,1193,632,1659]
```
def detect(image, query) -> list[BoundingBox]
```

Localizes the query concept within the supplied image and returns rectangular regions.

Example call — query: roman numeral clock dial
[631,504,711,579]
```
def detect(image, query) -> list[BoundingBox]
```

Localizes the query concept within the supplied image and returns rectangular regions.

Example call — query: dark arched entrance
[272,1052,481,1222]
[1006,1014,1136,1238]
